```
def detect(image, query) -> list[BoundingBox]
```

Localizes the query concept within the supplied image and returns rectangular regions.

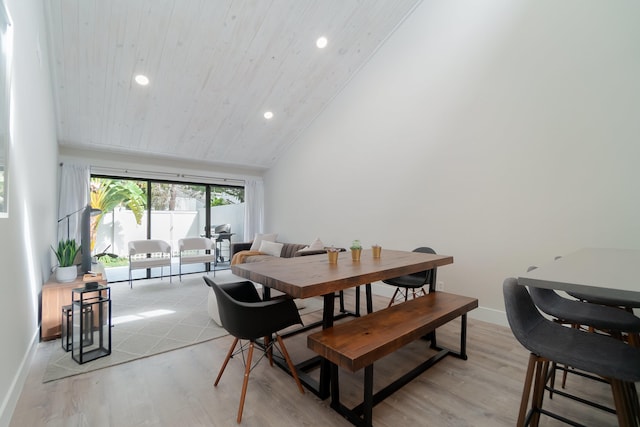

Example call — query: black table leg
[318,293,335,399]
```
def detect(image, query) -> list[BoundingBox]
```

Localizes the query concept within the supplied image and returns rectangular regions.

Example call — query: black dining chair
[203,276,304,423]
[503,277,640,427]
[383,246,437,307]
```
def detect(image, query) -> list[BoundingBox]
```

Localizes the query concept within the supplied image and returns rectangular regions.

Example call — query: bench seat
[307,291,478,427]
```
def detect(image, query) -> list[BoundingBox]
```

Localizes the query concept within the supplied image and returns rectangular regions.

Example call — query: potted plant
[326,246,340,264]
[52,239,81,282]
[350,240,362,261]
[371,243,382,258]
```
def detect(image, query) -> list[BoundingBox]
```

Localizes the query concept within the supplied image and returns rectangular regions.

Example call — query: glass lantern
[72,283,111,364]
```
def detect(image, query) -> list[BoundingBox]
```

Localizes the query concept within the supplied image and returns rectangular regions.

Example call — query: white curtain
[57,163,90,242]
[243,178,264,241]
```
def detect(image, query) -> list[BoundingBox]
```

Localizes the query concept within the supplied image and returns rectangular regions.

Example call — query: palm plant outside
[90,178,146,251]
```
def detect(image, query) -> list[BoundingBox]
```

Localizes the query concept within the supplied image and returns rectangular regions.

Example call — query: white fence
[95,203,245,257]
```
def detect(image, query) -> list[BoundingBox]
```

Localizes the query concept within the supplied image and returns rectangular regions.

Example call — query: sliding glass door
[91,175,244,283]
[149,183,207,253]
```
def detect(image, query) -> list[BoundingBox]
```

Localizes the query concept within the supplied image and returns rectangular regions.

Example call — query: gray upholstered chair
[383,247,437,307]
[128,239,172,288]
[526,266,640,343]
[203,276,304,423]
[526,265,640,397]
[503,277,640,427]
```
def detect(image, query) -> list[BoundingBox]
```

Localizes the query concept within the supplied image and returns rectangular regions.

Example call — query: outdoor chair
[128,239,172,288]
[178,237,216,281]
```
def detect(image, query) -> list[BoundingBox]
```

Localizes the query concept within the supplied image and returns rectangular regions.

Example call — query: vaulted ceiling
[45,0,422,171]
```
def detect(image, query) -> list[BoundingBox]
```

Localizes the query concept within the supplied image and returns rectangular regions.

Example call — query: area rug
[42,273,323,383]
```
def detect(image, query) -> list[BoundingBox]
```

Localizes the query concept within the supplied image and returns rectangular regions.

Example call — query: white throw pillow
[259,240,284,257]
[250,233,278,251]
[298,237,325,252]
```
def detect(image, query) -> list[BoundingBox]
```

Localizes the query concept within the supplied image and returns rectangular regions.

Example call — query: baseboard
[370,282,508,327]
[467,306,509,327]
[0,328,39,427]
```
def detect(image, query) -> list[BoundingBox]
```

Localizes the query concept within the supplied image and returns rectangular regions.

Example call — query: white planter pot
[55,265,78,283]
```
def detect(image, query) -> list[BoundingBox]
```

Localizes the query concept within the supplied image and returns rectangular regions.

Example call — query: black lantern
[72,283,111,364]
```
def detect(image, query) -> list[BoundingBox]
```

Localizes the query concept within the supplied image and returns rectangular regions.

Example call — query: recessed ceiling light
[316,37,328,49]
[264,111,274,120]
[134,74,150,86]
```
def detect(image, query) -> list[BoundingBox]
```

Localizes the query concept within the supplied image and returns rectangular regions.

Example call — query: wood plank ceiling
[44,0,422,171]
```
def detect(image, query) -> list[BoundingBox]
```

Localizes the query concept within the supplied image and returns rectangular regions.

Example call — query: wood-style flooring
[11,287,622,426]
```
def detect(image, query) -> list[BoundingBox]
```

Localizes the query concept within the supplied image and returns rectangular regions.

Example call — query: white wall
[0,0,58,424]
[264,0,640,324]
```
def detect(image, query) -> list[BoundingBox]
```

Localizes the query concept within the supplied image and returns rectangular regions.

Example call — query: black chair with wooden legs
[383,247,437,307]
[203,276,305,423]
[503,278,640,427]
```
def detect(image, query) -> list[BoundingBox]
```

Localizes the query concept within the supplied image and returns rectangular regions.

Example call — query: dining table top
[517,247,640,306]
[231,249,453,299]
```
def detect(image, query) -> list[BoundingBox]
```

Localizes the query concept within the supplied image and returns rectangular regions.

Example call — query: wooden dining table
[231,248,454,398]
[518,247,640,307]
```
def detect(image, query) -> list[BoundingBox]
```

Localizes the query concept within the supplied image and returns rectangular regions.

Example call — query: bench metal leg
[460,313,468,360]
[330,362,340,409]
[363,365,374,427]
[330,362,375,427]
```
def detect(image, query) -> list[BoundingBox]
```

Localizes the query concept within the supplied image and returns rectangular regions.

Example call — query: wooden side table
[41,273,107,341]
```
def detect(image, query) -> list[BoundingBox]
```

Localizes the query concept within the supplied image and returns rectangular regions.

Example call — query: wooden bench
[307,291,478,427]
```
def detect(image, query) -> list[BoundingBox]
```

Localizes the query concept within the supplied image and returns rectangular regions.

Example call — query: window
[0,2,12,217]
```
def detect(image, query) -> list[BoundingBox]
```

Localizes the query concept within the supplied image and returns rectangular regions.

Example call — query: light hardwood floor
[11,288,622,426]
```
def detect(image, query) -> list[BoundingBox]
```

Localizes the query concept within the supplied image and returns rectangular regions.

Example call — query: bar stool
[567,292,640,345]
[504,278,640,427]
[526,265,640,402]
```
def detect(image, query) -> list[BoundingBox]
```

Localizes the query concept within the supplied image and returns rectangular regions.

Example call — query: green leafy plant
[97,255,129,267]
[350,240,362,250]
[51,239,81,267]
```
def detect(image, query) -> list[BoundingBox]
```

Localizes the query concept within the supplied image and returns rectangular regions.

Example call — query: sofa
[230,241,328,262]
